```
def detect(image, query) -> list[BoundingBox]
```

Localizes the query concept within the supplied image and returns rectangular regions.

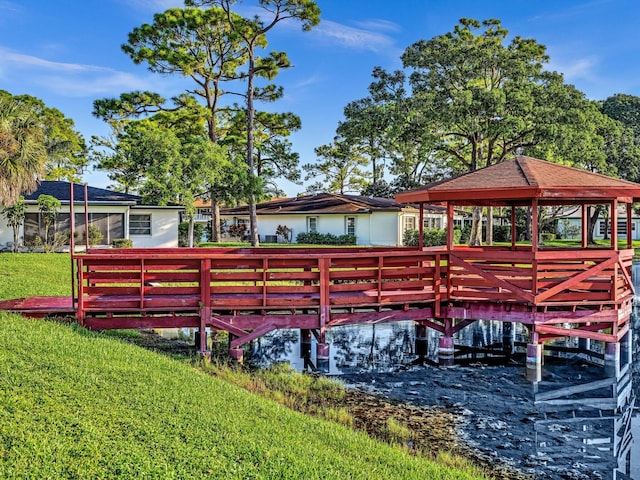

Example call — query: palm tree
[0,95,47,206]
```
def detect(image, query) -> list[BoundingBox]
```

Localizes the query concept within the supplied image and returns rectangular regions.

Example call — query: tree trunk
[246,51,259,246]
[188,217,195,248]
[486,206,493,246]
[587,206,603,245]
[468,206,483,246]
[210,195,221,242]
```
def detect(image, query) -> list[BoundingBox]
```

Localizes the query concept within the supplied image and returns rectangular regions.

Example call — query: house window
[307,216,318,233]
[403,216,416,232]
[23,212,124,244]
[345,216,356,236]
[424,217,442,230]
[130,214,152,235]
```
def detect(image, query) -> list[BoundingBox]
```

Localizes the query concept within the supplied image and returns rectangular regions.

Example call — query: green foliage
[492,225,511,243]
[540,232,556,243]
[303,139,370,194]
[295,231,356,245]
[0,93,47,205]
[87,224,104,246]
[112,238,134,248]
[178,221,206,247]
[2,196,25,251]
[402,228,459,247]
[37,194,61,250]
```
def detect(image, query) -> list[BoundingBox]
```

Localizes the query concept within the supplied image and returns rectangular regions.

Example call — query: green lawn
[0,313,486,479]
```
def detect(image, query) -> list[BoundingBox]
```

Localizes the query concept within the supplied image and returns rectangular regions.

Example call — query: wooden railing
[74,246,634,331]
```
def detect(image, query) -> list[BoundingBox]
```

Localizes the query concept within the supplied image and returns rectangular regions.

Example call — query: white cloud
[549,56,598,81]
[313,19,396,53]
[0,47,163,97]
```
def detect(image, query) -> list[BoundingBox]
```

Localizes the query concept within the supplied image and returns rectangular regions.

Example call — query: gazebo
[395,156,640,380]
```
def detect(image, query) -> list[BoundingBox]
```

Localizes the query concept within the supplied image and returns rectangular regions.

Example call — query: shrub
[275,225,292,243]
[112,238,133,248]
[540,232,556,243]
[493,225,511,243]
[295,232,356,245]
[87,225,104,246]
[179,222,207,247]
[402,228,450,247]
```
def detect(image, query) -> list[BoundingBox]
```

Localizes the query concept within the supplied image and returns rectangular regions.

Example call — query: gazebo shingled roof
[395,156,640,206]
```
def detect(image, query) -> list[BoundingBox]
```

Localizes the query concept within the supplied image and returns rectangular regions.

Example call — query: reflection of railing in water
[531,330,635,478]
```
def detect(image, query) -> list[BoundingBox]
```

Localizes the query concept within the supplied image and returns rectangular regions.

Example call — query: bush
[87,225,104,246]
[295,232,356,245]
[540,232,556,243]
[403,228,452,247]
[112,238,133,248]
[179,222,207,247]
[493,225,511,243]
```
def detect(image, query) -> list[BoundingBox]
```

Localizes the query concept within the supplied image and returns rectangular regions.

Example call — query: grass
[0,314,487,479]
[0,253,72,300]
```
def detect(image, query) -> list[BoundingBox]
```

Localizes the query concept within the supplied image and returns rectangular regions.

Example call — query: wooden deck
[63,245,634,349]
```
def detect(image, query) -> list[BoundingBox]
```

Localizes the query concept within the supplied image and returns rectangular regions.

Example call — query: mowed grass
[0,253,72,300]
[0,253,487,479]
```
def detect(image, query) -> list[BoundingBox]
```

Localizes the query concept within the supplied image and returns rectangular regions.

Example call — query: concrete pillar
[300,329,313,371]
[578,337,591,353]
[316,343,330,373]
[605,342,621,378]
[438,335,454,367]
[414,323,428,358]
[502,322,514,359]
[526,343,542,383]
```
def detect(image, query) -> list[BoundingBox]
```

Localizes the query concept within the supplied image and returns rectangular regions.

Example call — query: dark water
[243,268,640,479]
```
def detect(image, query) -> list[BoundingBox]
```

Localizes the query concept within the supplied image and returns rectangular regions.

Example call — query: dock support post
[526,342,542,383]
[229,333,243,364]
[502,322,514,360]
[605,342,621,378]
[316,342,330,373]
[438,335,454,366]
[415,323,428,360]
[300,329,314,371]
[195,328,208,353]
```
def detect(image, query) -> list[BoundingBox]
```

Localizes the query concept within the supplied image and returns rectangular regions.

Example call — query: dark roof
[395,156,640,206]
[23,181,142,205]
[221,193,443,215]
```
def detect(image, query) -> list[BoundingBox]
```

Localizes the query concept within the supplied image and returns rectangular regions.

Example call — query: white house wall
[129,208,180,248]
[0,204,181,249]
[221,212,410,246]
[559,217,640,241]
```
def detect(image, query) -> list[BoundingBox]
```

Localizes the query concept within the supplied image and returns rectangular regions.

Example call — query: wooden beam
[611,199,618,250]
[531,198,539,252]
[582,204,588,248]
[419,203,424,249]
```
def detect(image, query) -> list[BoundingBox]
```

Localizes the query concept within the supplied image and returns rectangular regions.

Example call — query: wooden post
[581,204,588,248]
[84,184,89,251]
[415,323,428,359]
[69,183,76,309]
[605,342,620,378]
[438,318,454,366]
[531,198,539,252]
[199,258,211,355]
[510,205,516,251]
[300,329,313,371]
[446,202,454,250]
[418,203,424,249]
[611,199,618,250]
[626,202,633,248]
[317,257,331,373]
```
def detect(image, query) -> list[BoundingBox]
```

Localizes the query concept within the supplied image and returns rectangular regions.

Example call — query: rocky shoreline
[340,357,628,480]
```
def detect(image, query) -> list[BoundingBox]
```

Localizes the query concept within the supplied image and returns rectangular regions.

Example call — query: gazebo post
[626,203,633,248]
[531,198,539,251]
[446,202,454,250]
[611,199,618,250]
[581,204,588,248]
[418,203,424,249]
[510,206,516,251]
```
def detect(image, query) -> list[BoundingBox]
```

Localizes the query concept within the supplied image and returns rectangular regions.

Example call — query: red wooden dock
[68,244,634,357]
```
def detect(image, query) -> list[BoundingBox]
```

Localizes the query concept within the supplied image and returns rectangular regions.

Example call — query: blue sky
[1,0,639,195]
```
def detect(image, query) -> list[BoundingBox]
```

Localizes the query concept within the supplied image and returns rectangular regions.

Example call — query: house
[0,181,184,249]
[558,204,640,241]
[219,193,454,246]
